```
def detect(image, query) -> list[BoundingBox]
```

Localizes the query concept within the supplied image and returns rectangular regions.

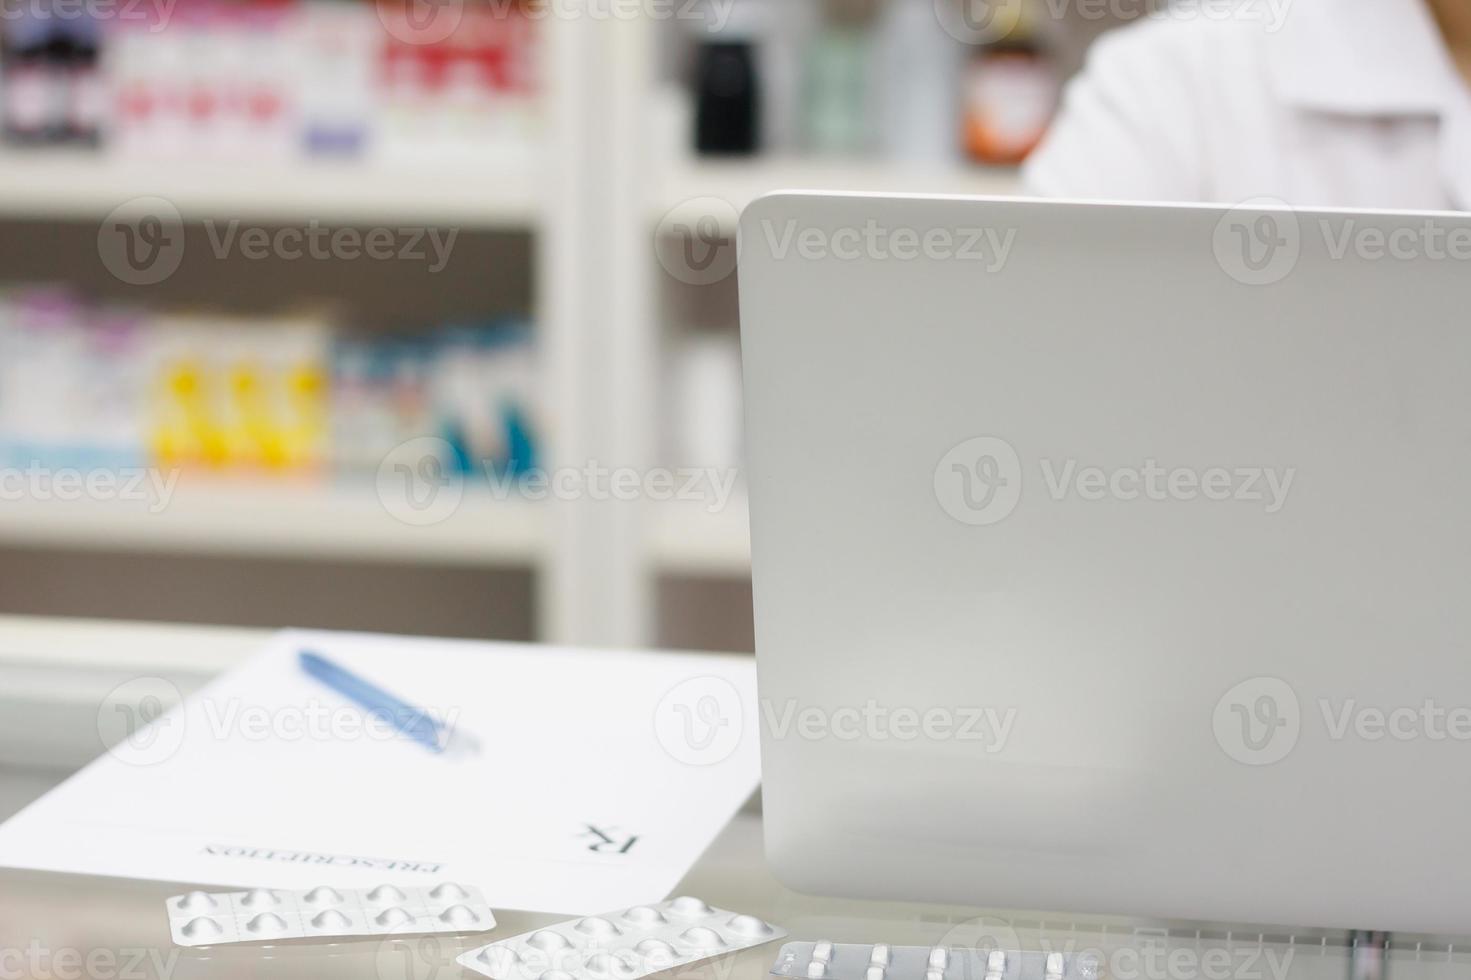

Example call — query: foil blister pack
[458,896,787,980]
[165,883,496,947]
[768,943,1098,980]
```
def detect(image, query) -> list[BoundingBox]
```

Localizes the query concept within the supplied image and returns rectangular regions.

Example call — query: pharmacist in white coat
[1022,0,1471,210]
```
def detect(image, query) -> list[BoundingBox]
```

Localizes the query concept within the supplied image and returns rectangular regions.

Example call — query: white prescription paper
[0,629,759,915]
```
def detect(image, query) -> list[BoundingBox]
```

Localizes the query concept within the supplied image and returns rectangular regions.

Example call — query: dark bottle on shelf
[2,6,61,146]
[694,39,761,156]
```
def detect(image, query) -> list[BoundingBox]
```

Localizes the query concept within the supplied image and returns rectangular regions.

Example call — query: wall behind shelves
[0,548,537,641]
[657,575,755,653]
[0,221,536,326]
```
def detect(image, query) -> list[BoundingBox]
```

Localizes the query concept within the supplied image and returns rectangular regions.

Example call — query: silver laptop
[738,193,1471,933]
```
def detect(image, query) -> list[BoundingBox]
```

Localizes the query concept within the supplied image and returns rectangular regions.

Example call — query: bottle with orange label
[962,0,1060,166]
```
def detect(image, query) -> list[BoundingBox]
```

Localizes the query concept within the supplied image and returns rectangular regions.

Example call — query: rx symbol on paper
[582,824,639,855]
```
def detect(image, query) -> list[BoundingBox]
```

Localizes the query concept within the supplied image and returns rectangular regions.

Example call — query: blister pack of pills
[768,943,1097,980]
[165,883,496,947]
[458,896,787,980]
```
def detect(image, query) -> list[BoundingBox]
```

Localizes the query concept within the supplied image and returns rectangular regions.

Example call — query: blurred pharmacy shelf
[655,160,1024,232]
[0,7,1047,653]
[0,153,544,228]
[650,493,751,578]
[0,481,545,568]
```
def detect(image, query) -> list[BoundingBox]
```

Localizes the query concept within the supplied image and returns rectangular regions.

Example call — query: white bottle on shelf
[875,0,966,166]
[754,0,816,157]
[669,333,743,470]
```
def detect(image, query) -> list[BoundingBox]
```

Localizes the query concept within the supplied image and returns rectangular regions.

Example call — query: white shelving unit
[649,493,752,577]
[0,4,1028,651]
[0,481,545,567]
[0,152,544,227]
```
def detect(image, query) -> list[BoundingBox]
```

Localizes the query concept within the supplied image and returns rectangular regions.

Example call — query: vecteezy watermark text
[102,675,468,767]
[762,699,1016,753]
[1215,198,1471,285]
[934,0,1293,45]
[757,219,1015,271]
[0,464,178,513]
[1216,675,1471,765]
[195,698,463,746]
[1035,0,1292,30]
[934,916,1295,980]
[203,221,458,272]
[655,196,1017,286]
[934,437,1296,527]
[1038,459,1294,513]
[513,0,733,28]
[377,437,740,527]
[0,943,179,980]
[99,196,459,287]
[1046,942,1292,980]
[0,0,175,24]
[378,0,735,46]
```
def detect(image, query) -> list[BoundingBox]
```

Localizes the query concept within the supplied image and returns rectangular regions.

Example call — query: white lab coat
[1022,0,1471,210]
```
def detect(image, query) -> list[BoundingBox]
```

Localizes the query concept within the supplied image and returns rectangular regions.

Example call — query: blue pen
[299,650,478,756]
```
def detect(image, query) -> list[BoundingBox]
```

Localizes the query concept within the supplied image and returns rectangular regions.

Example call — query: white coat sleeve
[1022,18,1210,202]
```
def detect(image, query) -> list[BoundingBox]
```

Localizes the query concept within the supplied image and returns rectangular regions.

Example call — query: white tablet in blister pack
[768,942,1097,980]
[165,883,496,947]
[459,896,787,980]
